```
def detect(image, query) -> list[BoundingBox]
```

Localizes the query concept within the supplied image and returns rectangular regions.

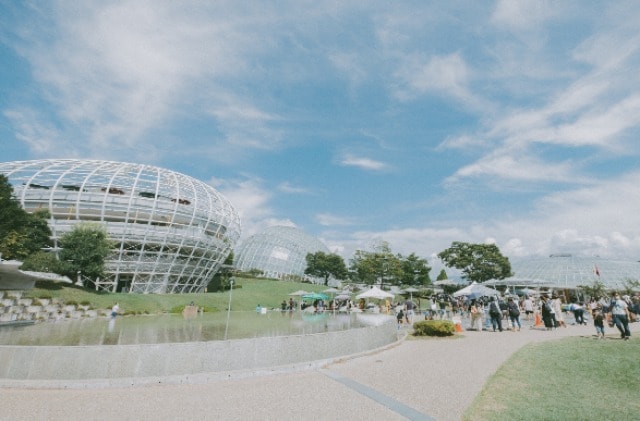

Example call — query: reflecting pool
[0,311,384,346]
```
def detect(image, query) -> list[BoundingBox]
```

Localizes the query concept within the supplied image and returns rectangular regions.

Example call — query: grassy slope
[23,276,328,314]
[464,336,640,420]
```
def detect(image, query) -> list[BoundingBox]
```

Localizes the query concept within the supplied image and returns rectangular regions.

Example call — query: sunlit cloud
[339,155,387,171]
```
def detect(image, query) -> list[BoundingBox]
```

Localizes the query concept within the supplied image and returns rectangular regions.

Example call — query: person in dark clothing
[507,296,521,331]
[540,295,555,330]
[489,297,503,332]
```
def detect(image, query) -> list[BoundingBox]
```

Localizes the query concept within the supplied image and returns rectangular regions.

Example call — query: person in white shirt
[522,296,534,322]
[610,292,631,340]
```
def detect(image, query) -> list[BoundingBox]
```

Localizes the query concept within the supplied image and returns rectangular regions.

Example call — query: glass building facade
[510,254,640,290]
[0,159,241,293]
[234,226,329,280]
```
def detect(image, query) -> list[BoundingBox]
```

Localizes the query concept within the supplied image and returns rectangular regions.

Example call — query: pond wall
[0,317,398,388]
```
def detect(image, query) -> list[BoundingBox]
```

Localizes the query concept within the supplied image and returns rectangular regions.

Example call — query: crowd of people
[461,292,637,339]
[271,288,638,340]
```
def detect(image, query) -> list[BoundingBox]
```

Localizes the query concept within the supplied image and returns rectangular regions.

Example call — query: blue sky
[2,1,640,274]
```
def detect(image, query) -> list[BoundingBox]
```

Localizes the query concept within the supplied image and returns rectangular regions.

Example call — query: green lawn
[23,276,329,314]
[464,336,640,420]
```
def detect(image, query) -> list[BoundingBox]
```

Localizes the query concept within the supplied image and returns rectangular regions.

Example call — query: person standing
[507,297,521,331]
[111,302,120,319]
[405,299,415,324]
[540,295,555,330]
[489,297,503,332]
[610,292,631,340]
[469,300,483,331]
[522,295,534,323]
[593,308,606,339]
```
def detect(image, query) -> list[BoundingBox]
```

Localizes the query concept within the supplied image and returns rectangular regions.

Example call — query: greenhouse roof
[506,254,640,290]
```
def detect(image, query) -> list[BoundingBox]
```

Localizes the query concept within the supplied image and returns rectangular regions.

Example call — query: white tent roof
[453,282,498,298]
[356,286,395,300]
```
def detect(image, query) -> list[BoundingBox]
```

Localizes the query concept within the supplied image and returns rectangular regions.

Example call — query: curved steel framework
[510,254,640,290]
[0,159,241,293]
[234,226,329,280]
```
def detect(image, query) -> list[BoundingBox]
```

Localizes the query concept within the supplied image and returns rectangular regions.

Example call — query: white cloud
[437,134,486,150]
[13,2,284,161]
[315,213,354,227]
[339,155,388,171]
[4,108,68,157]
[277,182,312,194]
[327,171,640,267]
[448,148,579,185]
[491,0,560,31]
[393,53,487,110]
[211,176,279,239]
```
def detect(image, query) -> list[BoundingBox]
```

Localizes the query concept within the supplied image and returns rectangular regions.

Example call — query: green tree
[349,242,430,288]
[437,241,512,283]
[349,243,399,286]
[577,280,608,300]
[436,269,448,281]
[21,250,68,274]
[399,253,431,286]
[0,175,53,260]
[58,223,112,286]
[305,251,348,286]
[208,251,234,292]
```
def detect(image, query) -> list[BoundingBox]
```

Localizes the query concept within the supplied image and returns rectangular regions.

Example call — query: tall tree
[0,175,52,260]
[437,241,512,283]
[59,223,112,286]
[305,251,348,285]
[399,252,431,286]
[349,242,430,287]
[349,242,400,286]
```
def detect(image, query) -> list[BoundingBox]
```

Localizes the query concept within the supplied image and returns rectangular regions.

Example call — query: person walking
[522,295,534,322]
[552,296,566,327]
[610,292,631,340]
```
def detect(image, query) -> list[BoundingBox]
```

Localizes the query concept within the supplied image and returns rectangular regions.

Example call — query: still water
[0,311,384,346]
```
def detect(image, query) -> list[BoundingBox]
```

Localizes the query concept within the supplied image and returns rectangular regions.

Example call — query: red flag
[594,265,600,277]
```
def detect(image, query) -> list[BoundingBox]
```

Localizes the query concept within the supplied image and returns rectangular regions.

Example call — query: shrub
[413,320,455,337]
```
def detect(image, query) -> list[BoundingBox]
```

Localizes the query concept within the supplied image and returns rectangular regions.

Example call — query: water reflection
[0,311,385,346]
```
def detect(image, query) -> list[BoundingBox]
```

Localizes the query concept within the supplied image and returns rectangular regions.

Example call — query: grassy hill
[23,276,330,314]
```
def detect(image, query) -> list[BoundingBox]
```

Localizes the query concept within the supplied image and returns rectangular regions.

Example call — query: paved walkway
[2,319,637,421]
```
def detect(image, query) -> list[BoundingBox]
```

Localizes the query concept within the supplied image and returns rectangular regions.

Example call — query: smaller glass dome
[234,226,329,280]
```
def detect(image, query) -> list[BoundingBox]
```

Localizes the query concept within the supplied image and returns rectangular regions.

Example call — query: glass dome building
[509,254,640,290]
[0,159,241,293]
[234,226,329,280]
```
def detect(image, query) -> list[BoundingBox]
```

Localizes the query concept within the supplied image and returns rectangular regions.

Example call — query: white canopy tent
[453,282,498,299]
[356,286,394,300]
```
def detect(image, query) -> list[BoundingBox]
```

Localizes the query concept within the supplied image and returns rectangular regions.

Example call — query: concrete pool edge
[0,317,400,389]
